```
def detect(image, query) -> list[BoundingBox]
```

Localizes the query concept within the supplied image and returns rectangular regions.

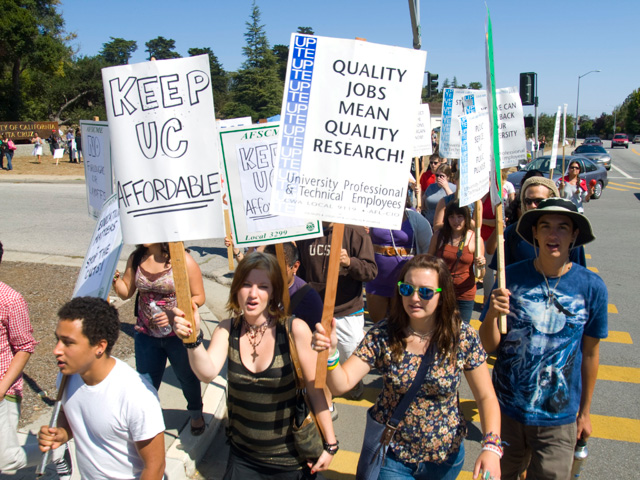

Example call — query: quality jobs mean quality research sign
[101,55,224,244]
[271,34,426,230]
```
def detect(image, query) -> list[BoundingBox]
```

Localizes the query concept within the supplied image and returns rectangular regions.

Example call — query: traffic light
[426,72,439,97]
[519,72,537,106]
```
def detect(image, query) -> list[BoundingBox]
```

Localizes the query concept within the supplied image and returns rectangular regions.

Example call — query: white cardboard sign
[217,116,252,130]
[219,123,322,247]
[101,55,225,244]
[440,87,526,168]
[73,194,123,300]
[440,88,488,159]
[413,104,433,157]
[80,120,113,220]
[459,112,492,207]
[271,34,427,230]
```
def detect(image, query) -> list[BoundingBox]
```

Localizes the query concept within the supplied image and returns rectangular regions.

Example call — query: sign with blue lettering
[101,55,224,244]
[80,120,113,220]
[459,112,491,207]
[219,123,321,247]
[272,34,427,229]
[440,88,488,159]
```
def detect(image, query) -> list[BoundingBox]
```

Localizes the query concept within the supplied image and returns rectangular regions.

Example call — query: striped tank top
[227,319,302,469]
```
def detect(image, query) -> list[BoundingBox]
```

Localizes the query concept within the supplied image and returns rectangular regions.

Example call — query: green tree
[452,76,459,88]
[0,0,71,120]
[188,47,228,113]
[225,1,283,121]
[297,26,314,35]
[468,81,483,90]
[621,89,640,135]
[100,37,137,65]
[442,78,451,89]
[145,36,181,60]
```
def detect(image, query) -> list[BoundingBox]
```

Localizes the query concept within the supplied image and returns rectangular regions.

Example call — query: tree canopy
[100,37,137,65]
[145,36,181,60]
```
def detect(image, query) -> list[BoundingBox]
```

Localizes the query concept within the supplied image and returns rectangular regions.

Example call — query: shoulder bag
[285,315,325,461]
[356,344,437,480]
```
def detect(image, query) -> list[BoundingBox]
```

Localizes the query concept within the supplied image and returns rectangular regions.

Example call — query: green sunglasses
[397,282,442,300]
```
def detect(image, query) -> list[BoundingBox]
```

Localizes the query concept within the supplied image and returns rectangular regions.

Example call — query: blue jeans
[379,443,465,480]
[4,152,12,170]
[134,332,203,415]
[457,299,474,324]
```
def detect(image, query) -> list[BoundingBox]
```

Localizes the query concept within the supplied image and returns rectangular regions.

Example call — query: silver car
[571,145,611,170]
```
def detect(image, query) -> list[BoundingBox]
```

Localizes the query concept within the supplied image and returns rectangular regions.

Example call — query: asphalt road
[1,144,639,478]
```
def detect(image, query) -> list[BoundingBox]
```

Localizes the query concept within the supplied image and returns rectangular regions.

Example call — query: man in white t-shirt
[38,297,166,480]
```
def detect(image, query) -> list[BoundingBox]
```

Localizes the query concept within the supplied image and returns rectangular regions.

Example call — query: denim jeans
[457,299,475,324]
[5,152,12,170]
[134,332,203,415]
[379,443,465,480]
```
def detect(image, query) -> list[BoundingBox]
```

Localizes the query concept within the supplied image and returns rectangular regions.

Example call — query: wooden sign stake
[315,223,344,388]
[223,210,236,271]
[560,144,566,197]
[414,157,422,211]
[168,242,197,343]
[275,243,291,314]
[474,199,485,281]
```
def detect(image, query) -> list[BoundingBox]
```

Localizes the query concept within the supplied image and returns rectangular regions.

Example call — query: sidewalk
[1,251,232,480]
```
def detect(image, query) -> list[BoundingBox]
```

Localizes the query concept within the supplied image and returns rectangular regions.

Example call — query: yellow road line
[628,182,640,186]
[632,147,640,156]
[608,181,633,188]
[585,253,592,259]
[598,365,640,384]
[607,186,628,191]
[609,304,619,314]
[325,450,359,478]
[606,331,632,344]
[460,398,640,443]
[587,266,599,273]
[475,294,484,304]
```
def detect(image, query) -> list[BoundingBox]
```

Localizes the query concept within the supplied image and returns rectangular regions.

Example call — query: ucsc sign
[0,121,59,142]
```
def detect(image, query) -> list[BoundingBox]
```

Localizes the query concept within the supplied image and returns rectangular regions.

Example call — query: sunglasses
[523,197,545,206]
[397,282,442,300]
[569,166,580,170]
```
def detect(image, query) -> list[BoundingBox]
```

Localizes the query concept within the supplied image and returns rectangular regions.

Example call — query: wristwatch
[323,440,339,455]
[184,330,204,349]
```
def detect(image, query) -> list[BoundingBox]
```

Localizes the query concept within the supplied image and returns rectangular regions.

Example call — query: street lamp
[574,69,600,145]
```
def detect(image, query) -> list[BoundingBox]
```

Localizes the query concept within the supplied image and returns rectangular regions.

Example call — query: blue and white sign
[271,34,427,229]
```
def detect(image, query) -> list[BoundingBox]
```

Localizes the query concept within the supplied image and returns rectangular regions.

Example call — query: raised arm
[173,303,230,383]
[478,287,510,354]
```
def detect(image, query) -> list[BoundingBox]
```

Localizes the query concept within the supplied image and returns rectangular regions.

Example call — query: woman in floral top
[314,254,501,480]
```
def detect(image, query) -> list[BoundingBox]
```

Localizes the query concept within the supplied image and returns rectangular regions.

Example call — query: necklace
[407,325,435,342]
[535,258,568,308]
[243,317,270,361]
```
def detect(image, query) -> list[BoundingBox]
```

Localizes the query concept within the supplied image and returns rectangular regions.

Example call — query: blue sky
[60,0,637,120]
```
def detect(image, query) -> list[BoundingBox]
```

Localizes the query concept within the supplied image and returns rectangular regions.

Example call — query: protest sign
[459,112,492,207]
[219,122,321,247]
[413,104,432,157]
[440,88,488,159]
[80,120,113,219]
[271,34,426,230]
[549,106,562,170]
[73,194,123,299]
[441,86,525,167]
[101,55,224,244]
[495,86,527,168]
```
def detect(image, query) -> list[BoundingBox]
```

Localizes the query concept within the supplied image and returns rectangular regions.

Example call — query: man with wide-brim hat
[479,198,608,480]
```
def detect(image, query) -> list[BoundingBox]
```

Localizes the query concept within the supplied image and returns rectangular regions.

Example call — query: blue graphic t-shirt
[480,259,608,426]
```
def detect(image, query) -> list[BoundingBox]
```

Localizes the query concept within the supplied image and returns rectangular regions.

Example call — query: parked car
[508,155,608,199]
[611,133,629,148]
[583,136,603,146]
[571,145,612,170]
[633,135,640,144]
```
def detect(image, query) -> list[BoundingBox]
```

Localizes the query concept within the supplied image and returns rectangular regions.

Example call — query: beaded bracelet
[327,350,340,370]
[481,444,504,458]
[323,440,340,455]
[481,432,502,448]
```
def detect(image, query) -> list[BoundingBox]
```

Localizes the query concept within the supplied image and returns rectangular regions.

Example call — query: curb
[0,174,84,184]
